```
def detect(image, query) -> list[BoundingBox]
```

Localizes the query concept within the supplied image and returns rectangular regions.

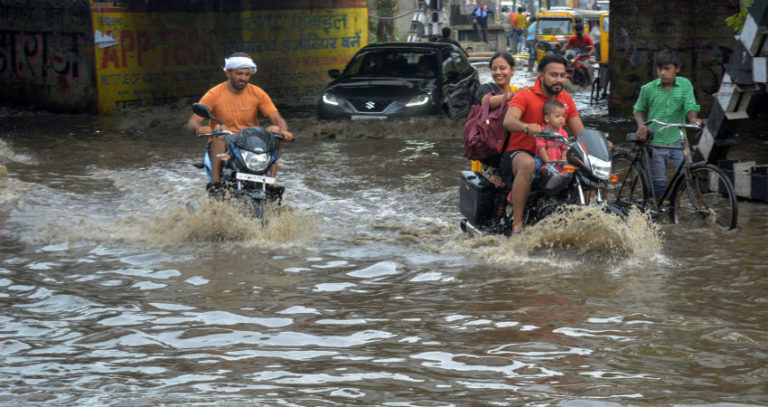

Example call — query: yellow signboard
[91,6,367,113]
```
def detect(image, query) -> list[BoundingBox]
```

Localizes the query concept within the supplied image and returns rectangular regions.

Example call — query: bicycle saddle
[625,129,654,142]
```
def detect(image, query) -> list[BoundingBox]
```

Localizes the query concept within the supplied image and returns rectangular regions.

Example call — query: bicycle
[607,119,738,230]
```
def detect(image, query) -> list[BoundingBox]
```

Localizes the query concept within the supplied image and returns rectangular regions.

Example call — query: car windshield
[537,18,573,35]
[343,50,439,78]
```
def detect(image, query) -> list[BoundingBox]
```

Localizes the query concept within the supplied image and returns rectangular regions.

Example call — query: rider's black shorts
[500,149,534,187]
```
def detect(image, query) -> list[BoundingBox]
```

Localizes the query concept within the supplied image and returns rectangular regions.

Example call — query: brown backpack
[462,94,509,161]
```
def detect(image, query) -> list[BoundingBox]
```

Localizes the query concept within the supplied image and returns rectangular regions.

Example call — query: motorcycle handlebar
[267,131,285,141]
[196,129,233,138]
[196,129,291,142]
[534,129,568,141]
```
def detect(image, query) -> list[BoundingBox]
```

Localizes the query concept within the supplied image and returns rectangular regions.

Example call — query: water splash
[149,196,318,246]
[445,206,660,264]
[0,163,21,213]
[38,194,317,248]
[0,139,35,165]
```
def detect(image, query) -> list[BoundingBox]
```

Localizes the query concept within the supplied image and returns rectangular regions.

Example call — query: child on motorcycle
[535,100,569,167]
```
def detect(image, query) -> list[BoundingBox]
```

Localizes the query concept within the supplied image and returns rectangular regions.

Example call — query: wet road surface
[0,68,767,406]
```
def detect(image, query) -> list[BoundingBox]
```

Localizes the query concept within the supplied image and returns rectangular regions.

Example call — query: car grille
[348,97,393,113]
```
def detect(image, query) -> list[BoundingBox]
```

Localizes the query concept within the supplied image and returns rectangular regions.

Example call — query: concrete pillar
[0,0,96,113]
[608,0,740,117]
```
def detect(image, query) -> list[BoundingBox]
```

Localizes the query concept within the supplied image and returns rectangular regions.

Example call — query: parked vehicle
[597,12,609,65]
[318,42,479,120]
[590,12,610,103]
[459,129,622,236]
[190,103,285,224]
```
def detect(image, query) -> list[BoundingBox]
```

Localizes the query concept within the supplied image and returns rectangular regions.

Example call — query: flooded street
[1,67,767,406]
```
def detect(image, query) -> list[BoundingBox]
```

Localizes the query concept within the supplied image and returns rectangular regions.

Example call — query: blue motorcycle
[191,103,285,223]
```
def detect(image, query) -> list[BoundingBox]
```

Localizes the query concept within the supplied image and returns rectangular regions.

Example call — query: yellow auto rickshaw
[598,12,609,64]
[534,8,607,63]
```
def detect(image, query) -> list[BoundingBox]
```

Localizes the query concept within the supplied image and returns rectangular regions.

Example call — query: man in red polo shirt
[501,54,585,234]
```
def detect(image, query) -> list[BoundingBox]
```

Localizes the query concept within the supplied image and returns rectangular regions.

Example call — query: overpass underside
[0,0,368,114]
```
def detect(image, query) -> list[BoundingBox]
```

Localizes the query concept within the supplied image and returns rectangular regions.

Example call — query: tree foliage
[725,0,754,32]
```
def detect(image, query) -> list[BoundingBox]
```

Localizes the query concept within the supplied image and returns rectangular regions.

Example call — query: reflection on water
[1,72,767,406]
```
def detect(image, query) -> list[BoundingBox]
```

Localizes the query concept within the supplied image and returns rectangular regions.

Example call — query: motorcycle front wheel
[572,69,589,87]
[251,199,266,225]
[607,152,650,209]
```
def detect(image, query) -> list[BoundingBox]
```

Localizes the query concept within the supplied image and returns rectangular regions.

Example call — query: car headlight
[240,150,272,173]
[322,92,340,106]
[405,93,430,107]
[589,154,611,180]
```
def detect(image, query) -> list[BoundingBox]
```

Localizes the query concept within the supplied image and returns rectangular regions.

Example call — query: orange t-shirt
[198,82,278,132]
[506,77,579,153]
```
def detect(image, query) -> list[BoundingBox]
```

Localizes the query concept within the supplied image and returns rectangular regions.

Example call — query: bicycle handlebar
[644,119,702,130]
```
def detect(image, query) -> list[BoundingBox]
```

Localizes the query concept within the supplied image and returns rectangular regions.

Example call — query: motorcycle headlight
[322,92,340,106]
[589,154,611,181]
[240,150,272,173]
[405,93,430,107]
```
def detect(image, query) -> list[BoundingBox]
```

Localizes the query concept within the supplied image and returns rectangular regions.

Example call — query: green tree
[725,0,754,32]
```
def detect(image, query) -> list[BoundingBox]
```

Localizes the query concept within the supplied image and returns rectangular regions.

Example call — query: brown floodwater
[0,68,767,406]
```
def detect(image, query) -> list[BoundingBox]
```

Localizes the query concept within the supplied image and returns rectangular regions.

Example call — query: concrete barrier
[719,160,768,203]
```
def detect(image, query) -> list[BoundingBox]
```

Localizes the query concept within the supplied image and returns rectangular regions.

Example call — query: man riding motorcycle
[501,54,585,235]
[186,52,293,191]
[564,23,594,56]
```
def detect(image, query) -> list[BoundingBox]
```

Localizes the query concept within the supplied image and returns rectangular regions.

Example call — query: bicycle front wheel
[671,163,738,230]
[607,152,650,209]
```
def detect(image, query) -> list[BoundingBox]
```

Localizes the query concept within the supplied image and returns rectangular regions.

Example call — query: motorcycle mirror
[192,103,223,127]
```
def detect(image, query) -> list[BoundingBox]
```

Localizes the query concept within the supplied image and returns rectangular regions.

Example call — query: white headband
[223,56,257,72]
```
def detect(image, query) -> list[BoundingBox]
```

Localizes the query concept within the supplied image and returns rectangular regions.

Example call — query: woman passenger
[472,52,519,187]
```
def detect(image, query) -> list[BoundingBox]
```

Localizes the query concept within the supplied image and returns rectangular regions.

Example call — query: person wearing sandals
[471,52,519,188]
[502,54,584,235]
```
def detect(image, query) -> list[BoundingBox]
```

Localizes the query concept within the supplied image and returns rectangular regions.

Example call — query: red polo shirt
[505,77,579,153]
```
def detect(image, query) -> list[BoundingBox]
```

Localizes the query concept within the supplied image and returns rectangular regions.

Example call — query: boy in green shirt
[633,48,702,201]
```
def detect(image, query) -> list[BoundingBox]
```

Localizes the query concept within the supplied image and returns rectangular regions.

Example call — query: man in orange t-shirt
[187,52,293,184]
[500,54,584,234]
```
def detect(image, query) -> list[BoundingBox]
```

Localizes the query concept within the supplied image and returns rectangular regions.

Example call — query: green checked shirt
[633,76,700,145]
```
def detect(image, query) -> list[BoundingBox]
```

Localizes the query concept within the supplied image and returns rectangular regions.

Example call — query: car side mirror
[328,69,341,79]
